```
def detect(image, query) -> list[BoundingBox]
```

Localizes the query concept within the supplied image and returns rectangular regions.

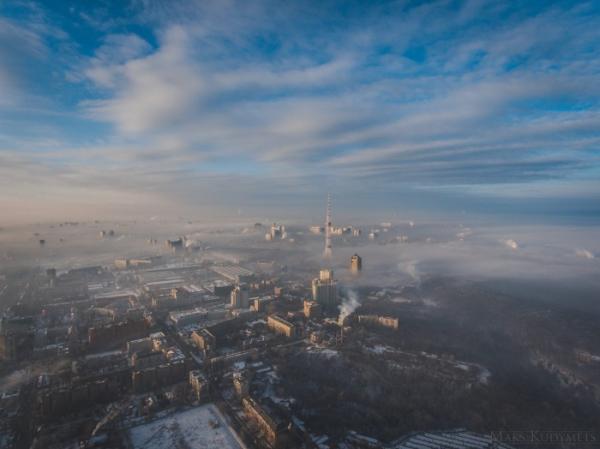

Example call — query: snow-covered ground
[128,404,246,449]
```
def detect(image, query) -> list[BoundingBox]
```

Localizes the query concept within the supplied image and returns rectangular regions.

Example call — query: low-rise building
[205,280,234,297]
[189,370,209,402]
[303,300,322,319]
[357,314,399,330]
[131,350,166,369]
[233,371,250,398]
[242,397,289,447]
[191,328,216,353]
[253,296,274,312]
[165,238,184,251]
[88,318,148,348]
[230,284,249,309]
[0,317,34,361]
[267,315,296,338]
[127,337,152,355]
[132,358,187,393]
[168,307,208,328]
[149,331,167,351]
[309,226,324,234]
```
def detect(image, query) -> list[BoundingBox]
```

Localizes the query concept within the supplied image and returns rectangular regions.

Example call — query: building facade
[357,314,399,330]
[189,369,209,402]
[311,269,338,310]
[350,254,362,273]
[303,300,322,319]
[230,284,250,309]
[267,315,296,338]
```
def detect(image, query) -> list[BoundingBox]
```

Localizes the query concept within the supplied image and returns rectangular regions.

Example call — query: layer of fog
[1,220,598,292]
[322,224,600,292]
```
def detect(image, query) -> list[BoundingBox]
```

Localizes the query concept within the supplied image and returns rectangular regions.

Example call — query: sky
[1,0,600,224]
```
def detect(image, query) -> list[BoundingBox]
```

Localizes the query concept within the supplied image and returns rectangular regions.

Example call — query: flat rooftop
[211,265,254,281]
[128,403,246,449]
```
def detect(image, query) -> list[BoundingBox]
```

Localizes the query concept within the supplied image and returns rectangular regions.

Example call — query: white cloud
[504,239,519,250]
[84,26,205,134]
[2,0,600,223]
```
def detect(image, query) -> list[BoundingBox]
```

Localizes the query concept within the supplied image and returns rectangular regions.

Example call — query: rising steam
[338,288,360,325]
[575,249,595,260]
[399,260,421,286]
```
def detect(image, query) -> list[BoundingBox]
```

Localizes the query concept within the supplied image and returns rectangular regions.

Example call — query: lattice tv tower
[323,193,333,259]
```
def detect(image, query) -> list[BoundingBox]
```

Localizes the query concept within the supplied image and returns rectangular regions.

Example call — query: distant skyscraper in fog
[350,254,362,273]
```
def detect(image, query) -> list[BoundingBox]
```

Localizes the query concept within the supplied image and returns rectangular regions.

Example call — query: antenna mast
[323,193,332,258]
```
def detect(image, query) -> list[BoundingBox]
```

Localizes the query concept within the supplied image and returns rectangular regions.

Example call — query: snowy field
[128,404,246,449]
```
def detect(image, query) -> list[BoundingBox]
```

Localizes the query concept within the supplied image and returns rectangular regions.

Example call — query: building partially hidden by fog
[165,237,184,251]
[265,223,286,241]
[312,269,338,310]
[350,254,362,273]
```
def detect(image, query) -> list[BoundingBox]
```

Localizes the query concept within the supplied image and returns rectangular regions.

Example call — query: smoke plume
[575,249,595,259]
[338,287,360,325]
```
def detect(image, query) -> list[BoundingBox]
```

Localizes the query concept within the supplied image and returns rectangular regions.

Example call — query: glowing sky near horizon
[1,0,600,223]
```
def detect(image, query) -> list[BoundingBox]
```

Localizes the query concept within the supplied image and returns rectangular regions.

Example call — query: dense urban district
[1,216,599,449]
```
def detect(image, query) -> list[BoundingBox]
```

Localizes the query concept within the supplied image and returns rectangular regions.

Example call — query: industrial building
[114,257,158,269]
[212,265,254,283]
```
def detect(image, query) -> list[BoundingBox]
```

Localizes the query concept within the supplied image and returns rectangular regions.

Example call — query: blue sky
[1,0,600,224]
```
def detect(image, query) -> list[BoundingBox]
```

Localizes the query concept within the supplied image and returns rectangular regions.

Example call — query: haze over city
[1,2,600,449]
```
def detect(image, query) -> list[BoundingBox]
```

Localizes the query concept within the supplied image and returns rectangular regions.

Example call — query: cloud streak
[1,0,600,223]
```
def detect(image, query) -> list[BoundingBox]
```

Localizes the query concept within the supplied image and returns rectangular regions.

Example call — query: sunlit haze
[1,2,600,449]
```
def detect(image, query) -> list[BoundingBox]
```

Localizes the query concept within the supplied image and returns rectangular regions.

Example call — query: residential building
[312,269,338,310]
[267,315,296,338]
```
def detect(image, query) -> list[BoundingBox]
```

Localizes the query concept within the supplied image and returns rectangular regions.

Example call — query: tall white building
[312,269,338,310]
